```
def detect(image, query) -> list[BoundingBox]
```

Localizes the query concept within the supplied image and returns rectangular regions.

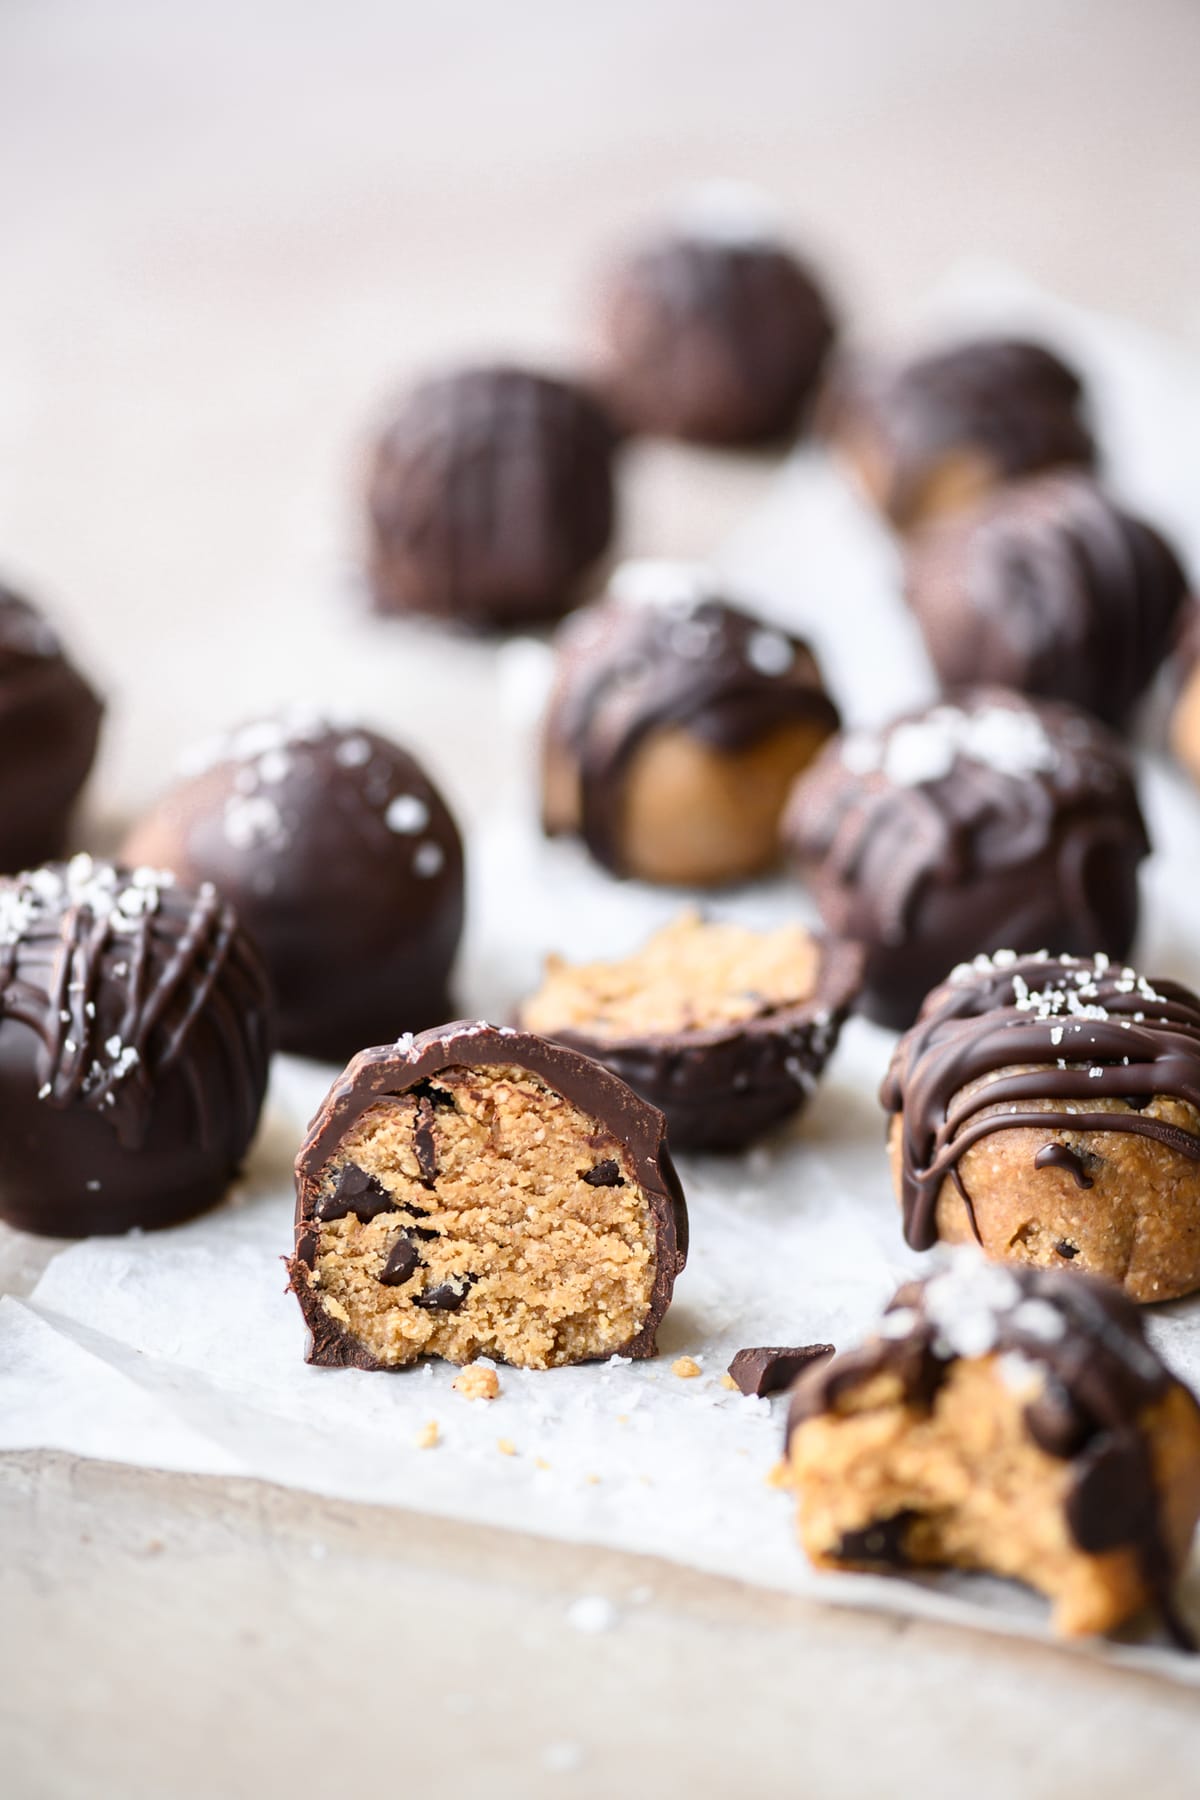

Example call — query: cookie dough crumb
[535,1456,552,1471]
[720,1373,740,1391]
[497,1437,517,1456]
[452,1363,501,1401]
[415,1419,440,1449]
[672,1356,702,1379]
[765,1459,793,1490]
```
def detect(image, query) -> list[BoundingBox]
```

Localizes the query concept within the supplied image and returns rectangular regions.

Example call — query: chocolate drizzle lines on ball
[882,951,1200,1254]
[787,1255,1196,1648]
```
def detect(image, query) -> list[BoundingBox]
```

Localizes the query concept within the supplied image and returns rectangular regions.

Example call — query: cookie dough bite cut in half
[520,911,863,1150]
[541,561,840,887]
[783,687,1149,1031]
[884,951,1200,1302]
[786,1254,1200,1642]
[289,1023,688,1371]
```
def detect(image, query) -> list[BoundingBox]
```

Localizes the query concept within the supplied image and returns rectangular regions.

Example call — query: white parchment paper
[4,271,1200,1684]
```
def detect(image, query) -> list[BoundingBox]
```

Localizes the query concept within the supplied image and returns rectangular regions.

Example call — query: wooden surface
[3,3,1200,1794]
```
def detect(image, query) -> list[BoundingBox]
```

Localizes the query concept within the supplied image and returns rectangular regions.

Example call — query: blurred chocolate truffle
[0,581,103,872]
[542,561,840,887]
[123,711,464,1062]
[826,337,1096,531]
[365,365,617,628]
[782,688,1148,1030]
[0,856,270,1237]
[906,474,1189,729]
[595,183,836,445]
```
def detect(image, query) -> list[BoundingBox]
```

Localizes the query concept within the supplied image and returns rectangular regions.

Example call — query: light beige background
[3,3,1200,1795]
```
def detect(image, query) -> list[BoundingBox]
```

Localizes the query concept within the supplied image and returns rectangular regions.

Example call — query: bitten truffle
[882,951,1200,1303]
[122,710,464,1063]
[365,365,617,628]
[0,582,103,873]
[905,474,1189,729]
[825,337,1096,532]
[782,688,1148,1030]
[542,562,840,886]
[288,1022,688,1370]
[594,182,837,445]
[786,1252,1200,1643]
[0,856,271,1236]
[520,911,863,1150]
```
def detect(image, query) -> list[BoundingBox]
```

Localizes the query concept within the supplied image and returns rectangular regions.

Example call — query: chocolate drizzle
[787,1255,1197,1646]
[906,473,1189,728]
[544,574,839,875]
[783,688,1149,1030]
[1033,1143,1095,1189]
[882,951,1200,1252]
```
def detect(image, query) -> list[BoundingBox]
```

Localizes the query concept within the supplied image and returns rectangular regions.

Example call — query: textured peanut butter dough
[1171,661,1200,788]
[888,1086,1200,1303]
[785,1256,1200,1643]
[290,1023,688,1370]
[523,912,821,1040]
[304,1068,657,1369]
[790,1356,1200,1639]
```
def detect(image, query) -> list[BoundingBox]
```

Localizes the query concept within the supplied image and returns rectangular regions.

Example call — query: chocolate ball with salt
[595,182,837,446]
[541,561,840,887]
[122,712,464,1062]
[365,365,617,629]
[0,856,271,1236]
[0,582,103,872]
[782,688,1148,1030]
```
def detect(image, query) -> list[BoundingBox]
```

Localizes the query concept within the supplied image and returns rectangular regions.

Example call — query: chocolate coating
[906,474,1189,728]
[596,197,836,445]
[882,951,1200,1253]
[786,1254,1196,1646]
[0,584,103,873]
[542,563,840,884]
[122,712,464,1063]
[729,1343,834,1397]
[365,365,617,628]
[0,856,271,1236]
[828,337,1096,531]
[289,1021,689,1366]
[782,688,1148,1030]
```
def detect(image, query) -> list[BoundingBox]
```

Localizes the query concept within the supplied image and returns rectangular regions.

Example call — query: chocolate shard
[581,1158,624,1187]
[315,1162,398,1224]
[414,1276,474,1313]
[379,1235,421,1288]
[413,1094,439,1183]
[728,1342,835,1398]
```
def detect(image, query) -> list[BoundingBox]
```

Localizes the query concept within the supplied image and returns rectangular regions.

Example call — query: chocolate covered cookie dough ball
[0,856,271,1237]
[288,1022,688,1370]
[883,951,1200,1303]
[521,911,863,1150]
[365,365,617,628]
[0,583,103,872]
[595,183,837,445]
[123,711,463,1063]
[826,337,1095,532]
[786,1252,1200,1643]
[542,562,840,886]
[783,689,1148,1030]
[906,474,1189,729]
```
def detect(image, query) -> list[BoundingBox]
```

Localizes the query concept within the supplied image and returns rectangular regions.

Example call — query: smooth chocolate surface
[290,1021,689,1367]
[786,1255,1197,1648]
[729,1343,834,1397]
[0,856,271,1236]
[906,473,1189,728]
[123,710,464,1063]
[366,364,617,628]
[783,688,1149,1030]
[0,583,103,874]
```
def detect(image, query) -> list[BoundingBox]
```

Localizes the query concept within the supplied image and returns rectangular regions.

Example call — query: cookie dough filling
[523,912,822,1039]
[786,1254,1200,1642]
[290,1024,688,1370]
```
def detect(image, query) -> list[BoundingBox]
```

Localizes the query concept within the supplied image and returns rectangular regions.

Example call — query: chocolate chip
[379,1236,421,1287]
[581,1159,623,1187]
[728,1343,835,1398]
[404,1220,440,1242]
[834,1512,916,1567]
[413,1094,439,1184]
[414,1276,475,1312]
[315,1163,398,1223]
[1066,1432,1157,1553]
[1055,1239,1079,1259]
[1122,1094,1152,1111]
[413,1079,455,1109]
[1025,1381,1091,1459]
